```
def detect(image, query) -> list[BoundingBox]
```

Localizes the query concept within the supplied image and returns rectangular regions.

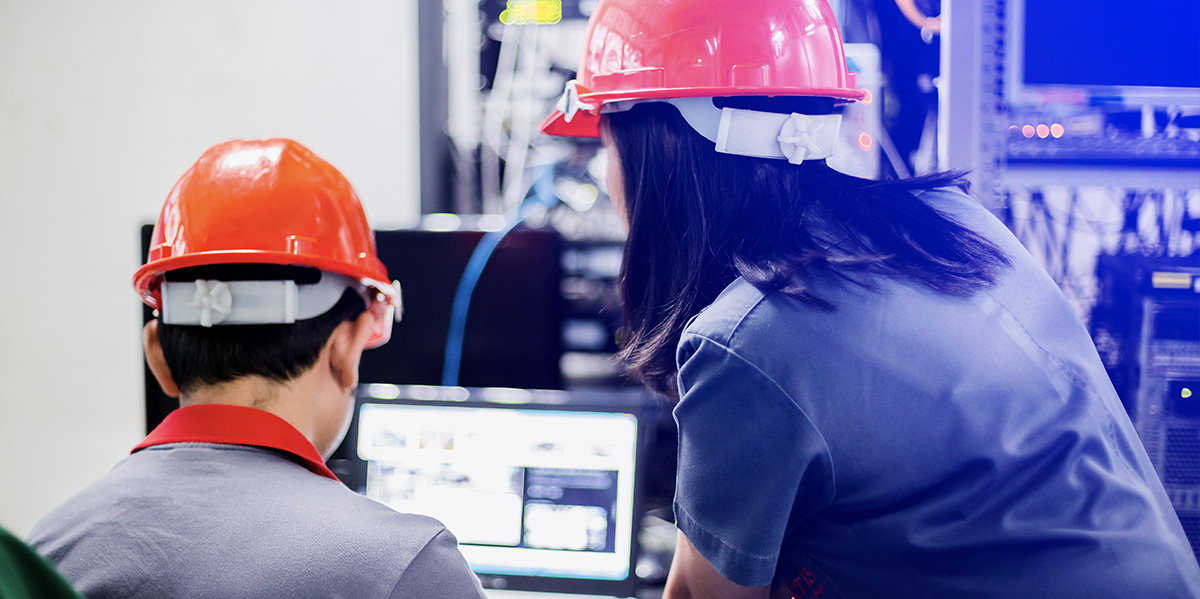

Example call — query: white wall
[0,0,422,537]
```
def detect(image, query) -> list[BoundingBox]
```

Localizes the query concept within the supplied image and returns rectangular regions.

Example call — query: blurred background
[0,0,422,535]
[1,0,1197,563]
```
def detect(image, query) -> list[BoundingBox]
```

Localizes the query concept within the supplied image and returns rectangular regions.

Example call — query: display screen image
[357,403,639,581]
[1009,0,1200,104]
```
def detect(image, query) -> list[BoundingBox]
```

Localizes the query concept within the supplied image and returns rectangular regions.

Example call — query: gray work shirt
[29,442,487,599]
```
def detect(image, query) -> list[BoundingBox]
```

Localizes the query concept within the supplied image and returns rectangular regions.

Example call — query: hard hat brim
[540,109,602,138]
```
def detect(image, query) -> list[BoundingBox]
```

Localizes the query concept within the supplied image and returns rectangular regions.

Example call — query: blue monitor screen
[1022,0,1200,90]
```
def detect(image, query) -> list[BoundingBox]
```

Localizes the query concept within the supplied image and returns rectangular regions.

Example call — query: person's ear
[143,320,180,398]
[327,310,375,391]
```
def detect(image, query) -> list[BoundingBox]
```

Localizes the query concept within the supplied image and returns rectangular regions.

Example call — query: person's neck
[178,373,321,450]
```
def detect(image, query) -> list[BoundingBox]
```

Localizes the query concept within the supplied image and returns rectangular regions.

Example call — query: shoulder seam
[979,290,1091,391]
[725,283,772,343]
[389,527,453,597]
[976,289,1151,482]
[683,333,838,502]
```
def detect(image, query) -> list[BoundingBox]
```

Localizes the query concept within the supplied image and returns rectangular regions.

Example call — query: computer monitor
[342,384,652,597]
[1006,0,1200,106]
[360,225,564,390]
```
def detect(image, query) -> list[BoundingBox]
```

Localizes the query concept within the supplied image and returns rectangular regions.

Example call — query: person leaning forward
[543,1,1200,597]
[28,139,487,599]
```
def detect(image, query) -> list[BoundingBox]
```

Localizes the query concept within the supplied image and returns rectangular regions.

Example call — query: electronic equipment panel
[1092,256,1200,558]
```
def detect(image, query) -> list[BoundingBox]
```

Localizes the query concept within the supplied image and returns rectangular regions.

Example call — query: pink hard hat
[540,0,865,138]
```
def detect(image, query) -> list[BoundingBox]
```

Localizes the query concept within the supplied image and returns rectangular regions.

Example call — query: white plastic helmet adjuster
[390,280,404,322]
[776,113,830,164]
[557,80,596,124]
[604,97,841,164]
[161,273,362,327]
[187,281,234,327]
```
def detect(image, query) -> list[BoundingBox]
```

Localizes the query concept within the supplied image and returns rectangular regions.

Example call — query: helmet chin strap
[604,97,841,164]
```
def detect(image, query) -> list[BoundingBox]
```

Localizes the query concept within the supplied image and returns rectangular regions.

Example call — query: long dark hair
[605,100,1012,397]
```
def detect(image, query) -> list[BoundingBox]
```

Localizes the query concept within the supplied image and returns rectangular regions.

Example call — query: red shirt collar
[132,404,339,481]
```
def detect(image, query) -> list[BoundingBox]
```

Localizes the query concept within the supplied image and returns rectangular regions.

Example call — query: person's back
[674,187,1200,597]
[30,436,474,598]
[539,1,1200,594]
[28,139,485,599]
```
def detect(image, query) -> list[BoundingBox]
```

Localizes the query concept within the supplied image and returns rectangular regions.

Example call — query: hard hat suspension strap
[161,273,363,327]
[605,97,841,164]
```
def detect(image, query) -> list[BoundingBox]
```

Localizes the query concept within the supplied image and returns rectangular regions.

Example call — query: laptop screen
[346,385,648,596]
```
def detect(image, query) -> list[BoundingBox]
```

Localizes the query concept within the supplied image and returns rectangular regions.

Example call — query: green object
[0,527,81,599]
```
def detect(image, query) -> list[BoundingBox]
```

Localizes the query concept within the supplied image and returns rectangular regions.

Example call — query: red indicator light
[858,132,873,151]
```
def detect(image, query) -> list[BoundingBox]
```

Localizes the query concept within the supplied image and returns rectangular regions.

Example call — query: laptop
[341,384,654,598]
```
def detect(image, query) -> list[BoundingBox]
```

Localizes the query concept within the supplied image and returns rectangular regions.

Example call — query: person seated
[29,139,486,599]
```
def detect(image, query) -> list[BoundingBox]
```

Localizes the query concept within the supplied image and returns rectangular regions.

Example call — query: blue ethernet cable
[441,168,559,387]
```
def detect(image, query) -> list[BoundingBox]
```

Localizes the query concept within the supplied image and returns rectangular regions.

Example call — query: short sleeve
[390,529,486,599]
[673,334,836,588]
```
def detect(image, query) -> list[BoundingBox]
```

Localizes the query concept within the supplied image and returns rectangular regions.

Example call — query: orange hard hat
[540,0,865,139]
[133,138,399,347]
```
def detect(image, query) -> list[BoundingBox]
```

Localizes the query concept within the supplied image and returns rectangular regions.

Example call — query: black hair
[157,265,367,396]
[605,100,1012,397]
